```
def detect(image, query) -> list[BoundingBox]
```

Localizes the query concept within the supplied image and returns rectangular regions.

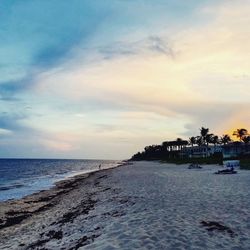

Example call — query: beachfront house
[180,145,222,158]
[222,142,250,159]
[180,142,250,159]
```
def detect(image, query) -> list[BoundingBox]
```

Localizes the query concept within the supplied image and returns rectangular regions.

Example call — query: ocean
[0,159,120,201]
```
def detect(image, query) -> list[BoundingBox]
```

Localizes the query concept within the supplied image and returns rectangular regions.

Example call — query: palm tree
[189,137,196,147]
[205,133,214,146]
[210,135,219,150]
[220,134,231,145]
[196,136,203,146]
[242,136,250,144]
[241,135,250,153]
[200,127,209,145]
[233,128,248,142]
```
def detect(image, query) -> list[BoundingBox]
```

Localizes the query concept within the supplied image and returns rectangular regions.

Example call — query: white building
[180,145,222,158]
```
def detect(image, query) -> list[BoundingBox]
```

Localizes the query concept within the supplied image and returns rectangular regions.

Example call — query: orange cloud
[22,0,250,157]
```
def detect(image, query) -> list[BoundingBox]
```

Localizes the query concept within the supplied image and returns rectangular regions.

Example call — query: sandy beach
[0,161,250,250]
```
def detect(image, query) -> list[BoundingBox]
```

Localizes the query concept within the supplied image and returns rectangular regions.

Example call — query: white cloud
[0,128,12,135]
[3,0,250,158]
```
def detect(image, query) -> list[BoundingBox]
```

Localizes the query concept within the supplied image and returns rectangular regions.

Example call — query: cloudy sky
[0,0,250,159]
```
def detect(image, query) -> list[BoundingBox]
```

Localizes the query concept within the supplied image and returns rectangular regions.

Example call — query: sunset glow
[0,0,250,159]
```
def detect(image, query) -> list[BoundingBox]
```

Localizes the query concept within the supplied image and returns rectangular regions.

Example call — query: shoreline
[1,161,249,250]
[0,161,132,249]
[0,161,129,231]
[0,160,126,203]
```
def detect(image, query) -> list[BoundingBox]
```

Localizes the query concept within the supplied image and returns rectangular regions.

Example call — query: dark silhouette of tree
[210,135,220,155]
[242,136,250,153]
[189,137,196,147]
[205,133,214,146]
[195,136,203,146]
[233,128,249,142]
[162,141,169,152]
[131,152,142,160]
[200,127,209,145]
[130,126,250,162]
[242,136,250,144]
[211,135,219,146]
[220,134,231,145]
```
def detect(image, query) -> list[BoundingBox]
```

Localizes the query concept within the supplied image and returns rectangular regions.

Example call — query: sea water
[0,159,120,201]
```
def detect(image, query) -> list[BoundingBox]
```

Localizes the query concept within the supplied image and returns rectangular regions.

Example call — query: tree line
[131,127,250,161]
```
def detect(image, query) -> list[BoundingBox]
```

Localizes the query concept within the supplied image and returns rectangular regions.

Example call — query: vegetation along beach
[132,127,250,169]
[1,0,250,249]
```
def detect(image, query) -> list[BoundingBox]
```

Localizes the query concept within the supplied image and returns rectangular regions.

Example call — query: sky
[0,0,250,159]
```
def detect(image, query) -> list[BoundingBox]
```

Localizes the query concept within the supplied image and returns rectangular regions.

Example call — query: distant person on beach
[99,164,101,170]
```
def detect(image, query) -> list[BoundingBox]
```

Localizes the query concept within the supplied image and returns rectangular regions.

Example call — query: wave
[0,184,25,191]
[0,159,121,201]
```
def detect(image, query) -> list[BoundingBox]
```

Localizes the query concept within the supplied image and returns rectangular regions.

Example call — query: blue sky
[0,0,250,159]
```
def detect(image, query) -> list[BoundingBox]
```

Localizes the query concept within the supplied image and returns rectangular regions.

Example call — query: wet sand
[0,161,250,250]
[0,163,129,250]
